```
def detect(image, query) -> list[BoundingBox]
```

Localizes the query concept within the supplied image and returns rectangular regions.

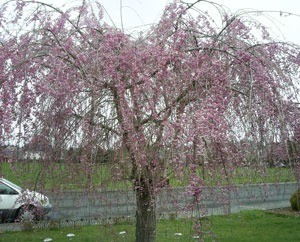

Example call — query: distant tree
[0,1,299,241]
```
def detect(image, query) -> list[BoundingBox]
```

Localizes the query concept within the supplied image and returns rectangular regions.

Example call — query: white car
[0,177,52,222]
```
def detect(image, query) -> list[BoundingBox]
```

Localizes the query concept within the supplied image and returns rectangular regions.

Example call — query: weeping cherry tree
[0,0,299,241]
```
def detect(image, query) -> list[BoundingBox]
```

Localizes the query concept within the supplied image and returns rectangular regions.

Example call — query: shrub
[290,189,300,211]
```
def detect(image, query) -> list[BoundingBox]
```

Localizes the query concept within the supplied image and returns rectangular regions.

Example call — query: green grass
[168,165,296,187]
[0,161,296,192]
[210,210,300,242]
[0,162,131,191]
[0,210,299,241]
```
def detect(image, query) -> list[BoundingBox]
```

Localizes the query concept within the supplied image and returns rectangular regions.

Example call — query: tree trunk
[135,177,156,242]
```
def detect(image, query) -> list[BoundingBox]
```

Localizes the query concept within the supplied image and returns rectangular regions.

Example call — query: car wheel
[16,205,38,222]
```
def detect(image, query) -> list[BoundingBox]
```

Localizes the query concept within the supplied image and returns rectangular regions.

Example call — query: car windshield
[2,178,22,191]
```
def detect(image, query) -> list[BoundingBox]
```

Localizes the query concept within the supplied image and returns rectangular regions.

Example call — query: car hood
[18,189,50,207]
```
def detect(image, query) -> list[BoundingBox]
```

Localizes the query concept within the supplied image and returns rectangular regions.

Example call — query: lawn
[0,161,296,191]
[0,210,299,241]
[0,162,132,191]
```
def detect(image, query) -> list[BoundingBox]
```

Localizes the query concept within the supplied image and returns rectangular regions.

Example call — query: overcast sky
[105,0,300,44]
[1,0,299,43]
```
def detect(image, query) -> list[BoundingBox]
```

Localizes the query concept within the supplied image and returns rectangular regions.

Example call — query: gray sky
[1,0,299,43]
[72,0,300,44]
[107,0,300,44]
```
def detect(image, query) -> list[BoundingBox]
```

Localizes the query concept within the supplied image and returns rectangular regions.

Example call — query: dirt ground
[267,207,300,217]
